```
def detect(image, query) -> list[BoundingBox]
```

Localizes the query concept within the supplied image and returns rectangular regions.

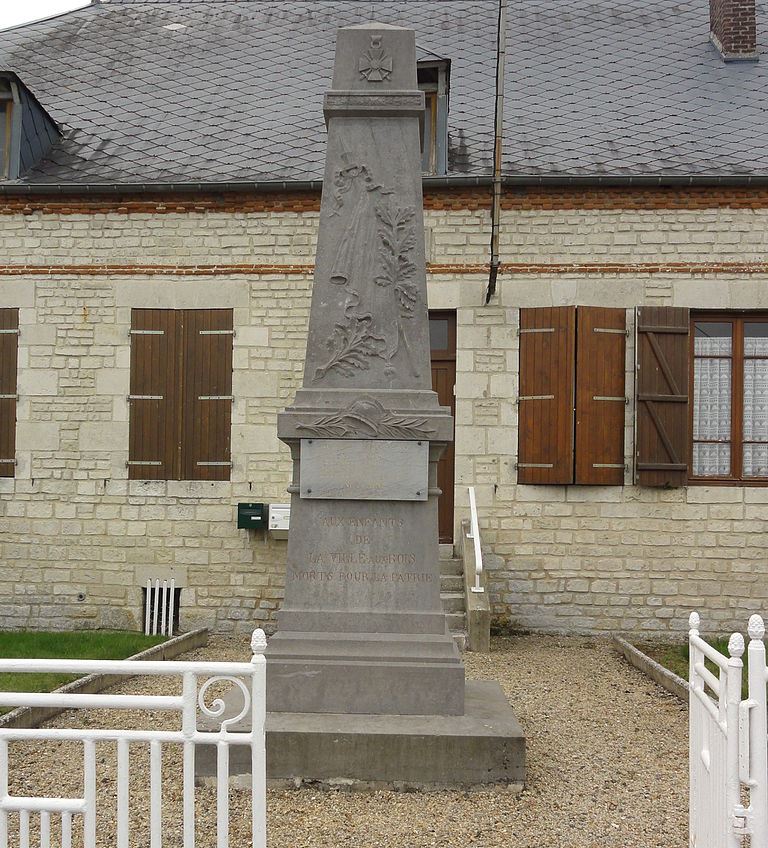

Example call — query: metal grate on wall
[143,579,180,637]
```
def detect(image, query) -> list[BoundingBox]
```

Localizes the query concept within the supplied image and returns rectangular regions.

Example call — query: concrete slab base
[196,680,525,790]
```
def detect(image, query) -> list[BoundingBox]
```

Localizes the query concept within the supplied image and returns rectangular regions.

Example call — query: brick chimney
[710,0,759,61]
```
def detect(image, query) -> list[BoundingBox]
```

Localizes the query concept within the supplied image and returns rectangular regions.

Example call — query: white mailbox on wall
[268,503,290,539]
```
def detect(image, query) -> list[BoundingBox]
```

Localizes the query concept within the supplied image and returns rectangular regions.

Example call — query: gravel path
[5,635,687,847]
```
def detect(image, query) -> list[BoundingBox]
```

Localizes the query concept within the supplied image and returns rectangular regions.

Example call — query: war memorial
[200,21,525,788]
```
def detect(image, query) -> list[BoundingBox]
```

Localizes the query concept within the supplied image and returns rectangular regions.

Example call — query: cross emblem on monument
[358,35,393,82]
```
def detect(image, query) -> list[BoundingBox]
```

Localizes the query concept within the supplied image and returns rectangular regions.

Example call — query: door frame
[429,310,457,544]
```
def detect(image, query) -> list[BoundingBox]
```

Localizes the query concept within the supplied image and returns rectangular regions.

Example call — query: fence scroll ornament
[313,164,420,382]
[296,396,435,439]
[0,628,268,848]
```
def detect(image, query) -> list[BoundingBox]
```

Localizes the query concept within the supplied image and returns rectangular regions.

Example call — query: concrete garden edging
[612,634,689,704]
[0,627,209,729]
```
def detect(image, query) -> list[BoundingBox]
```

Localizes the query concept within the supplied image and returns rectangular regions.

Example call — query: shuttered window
[518,306,626,485]
[0,308,18,478]
[129,309,233,481]
[518,307,576,484]
[575,307,627,485]
[635,306,690,487]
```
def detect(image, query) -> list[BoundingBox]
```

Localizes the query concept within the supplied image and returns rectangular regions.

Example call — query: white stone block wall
[0,201,766,635]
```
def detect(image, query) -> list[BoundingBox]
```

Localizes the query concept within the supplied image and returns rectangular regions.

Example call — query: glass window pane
[694,322,732,355]
[693,357,731,440]
[693,443,731,477]
[743,358,768,442]
[429,318,448,351]
[745,322,768,356]
[744,443,768,477]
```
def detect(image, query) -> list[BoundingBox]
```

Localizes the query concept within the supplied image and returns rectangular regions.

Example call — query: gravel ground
[5,635,687,847]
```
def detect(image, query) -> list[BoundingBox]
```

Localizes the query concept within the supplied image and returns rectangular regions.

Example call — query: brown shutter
[635,306,690,487]
[129,309,180,480]
[517,306,575,484]
[0,308,18,478]
[181,309,233,481]
[575,307,626,485]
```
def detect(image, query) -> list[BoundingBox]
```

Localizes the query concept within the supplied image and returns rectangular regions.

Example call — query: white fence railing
[0,629,267,848]
[466,486,484,594]
[689,612,768,848]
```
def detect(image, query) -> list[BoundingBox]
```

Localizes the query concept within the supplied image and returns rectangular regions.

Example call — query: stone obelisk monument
[198,24,524,786]
[267,22,464,716]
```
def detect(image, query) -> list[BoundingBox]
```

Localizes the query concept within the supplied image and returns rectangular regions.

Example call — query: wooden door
[430,311,456,543]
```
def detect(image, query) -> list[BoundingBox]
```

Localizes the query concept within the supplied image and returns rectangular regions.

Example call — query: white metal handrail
[467,486,484,594]
[0,629,268,848]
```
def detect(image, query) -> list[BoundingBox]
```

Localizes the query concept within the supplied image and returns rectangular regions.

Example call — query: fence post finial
[728,632,745,659]
[748,614,766,642]
[250,628,267,656]
[689,611,700,633]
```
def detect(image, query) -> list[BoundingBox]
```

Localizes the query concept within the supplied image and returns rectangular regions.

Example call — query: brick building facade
[1,1,768,637]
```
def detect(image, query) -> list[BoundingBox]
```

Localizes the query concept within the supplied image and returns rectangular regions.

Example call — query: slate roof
[0,0,766,187]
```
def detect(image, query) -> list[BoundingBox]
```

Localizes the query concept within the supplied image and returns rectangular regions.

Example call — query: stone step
[452,631,467,652]
[445,611,466,633]
[441,592,466,614]
[438,544,455,560]
[440,574,463,593]
[439,557,463,578]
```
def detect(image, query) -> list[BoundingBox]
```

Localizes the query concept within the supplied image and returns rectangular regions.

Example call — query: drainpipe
[485,0,507,304]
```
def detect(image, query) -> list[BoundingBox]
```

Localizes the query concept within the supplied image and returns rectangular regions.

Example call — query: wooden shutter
[518,306,575,484]
[635,306,690,487]
[0,308,18,478]
[181,309,233,481]
[128,310,180,480]
[575,307,626,485]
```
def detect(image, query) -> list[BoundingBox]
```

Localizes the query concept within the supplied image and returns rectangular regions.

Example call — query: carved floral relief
[313,162,421,384]
[297,397,435,439]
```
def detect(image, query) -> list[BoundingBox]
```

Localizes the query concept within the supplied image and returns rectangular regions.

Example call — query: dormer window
[418,61,449,176]
[0,74,60,182]
[0,79,13,180]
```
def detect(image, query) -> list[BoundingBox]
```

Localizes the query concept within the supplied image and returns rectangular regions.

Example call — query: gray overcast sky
[0,0,90,31]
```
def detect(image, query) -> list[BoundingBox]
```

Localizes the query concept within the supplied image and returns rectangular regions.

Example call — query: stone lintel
[324,90,425,122]
[275,610,451,634]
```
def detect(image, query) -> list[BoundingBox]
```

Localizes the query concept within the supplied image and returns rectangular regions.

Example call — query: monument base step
[196,680,525,790]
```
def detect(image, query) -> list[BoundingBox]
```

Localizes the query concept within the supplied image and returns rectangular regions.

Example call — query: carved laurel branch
[313,311,386,381]
[374,203,418,319]
[296,397,435,439]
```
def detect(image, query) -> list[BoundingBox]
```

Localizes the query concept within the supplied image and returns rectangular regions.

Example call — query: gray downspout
[485,0,507,304]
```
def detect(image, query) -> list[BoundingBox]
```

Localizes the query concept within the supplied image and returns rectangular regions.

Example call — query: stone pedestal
[197,681,525,790]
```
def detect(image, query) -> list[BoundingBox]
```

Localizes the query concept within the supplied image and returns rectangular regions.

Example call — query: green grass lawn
[0,631,167,712]
[641,638,750,699]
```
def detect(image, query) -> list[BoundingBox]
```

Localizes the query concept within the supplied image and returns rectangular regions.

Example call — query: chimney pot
[710,0,758,61]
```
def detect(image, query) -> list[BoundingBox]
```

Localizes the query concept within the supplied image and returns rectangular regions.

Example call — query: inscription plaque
[300,438,428,501]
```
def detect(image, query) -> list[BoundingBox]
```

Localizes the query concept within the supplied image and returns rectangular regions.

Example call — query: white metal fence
[0,629,267,848]
[689,611,768,848]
